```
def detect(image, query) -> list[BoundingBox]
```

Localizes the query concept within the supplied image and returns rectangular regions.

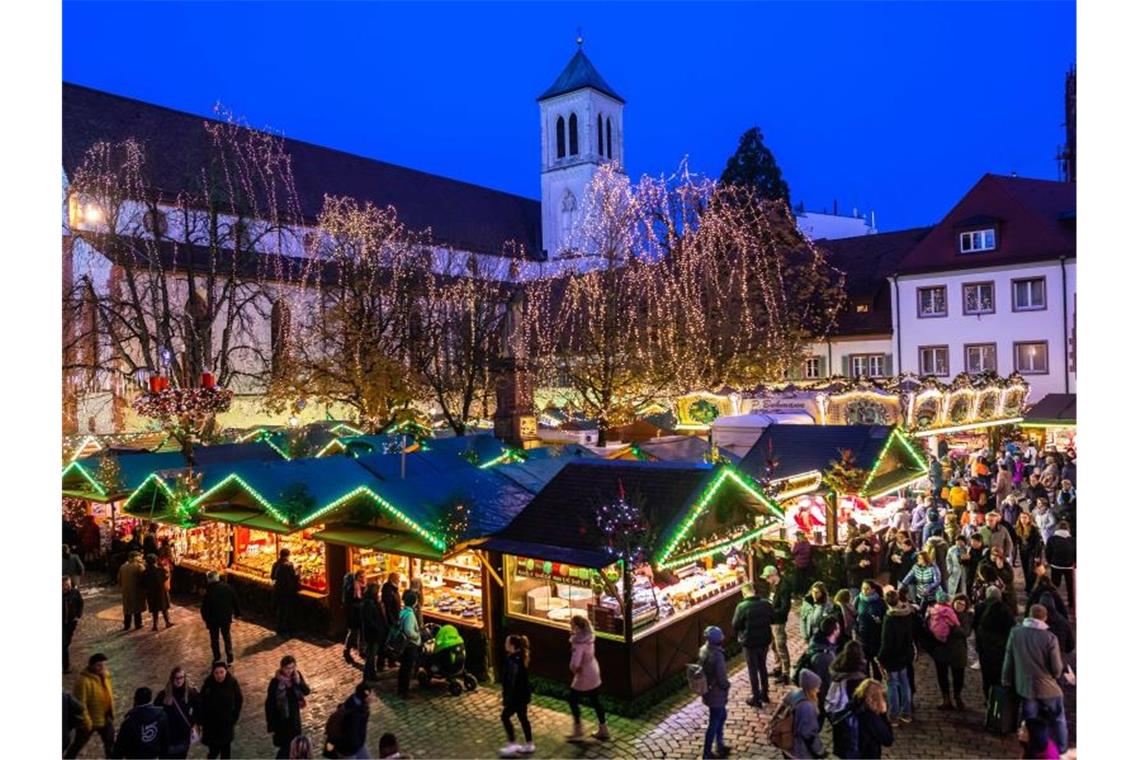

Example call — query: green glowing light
[122,472,174,512]
[297,486,446,551]
[262,437,292,461]
[866,472,930,501]
[331,423,366,437]
[658,519,781,570]
[61,461,106,497]
[315,439,345,458]
[191,473,291,525]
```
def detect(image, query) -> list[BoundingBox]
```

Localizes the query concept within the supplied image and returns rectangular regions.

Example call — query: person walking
[826,641,867,759]
[1014,512,1044,594]
[979,545,1016,610]
[65,691,85,753]
[565,614,608,742]
[779,670,826,759]
[201,571,241,665]
[800,582,835,643]
[288,736,314,759]
[931,594,972,711]
[360,583,386,681]
[791,532,814,595]
[66,653,115,759]
[886,535,916,587]
[1044,521,1075,611]
[900,551,941,610]
[271,549,300,639]
[983,512,1016,561]
[143,553,173,630]
[154,667,199,760]
[64,576,84,674]
[1003,604,1069,756]
[909,502,927,550]
[265,655,312,758]
[993,463,1013,506]
[854,581,886,680]
[765,565,794,685]
[64,544,86,589]
[799,617,841,721]
[119,550,147,631]
[381,572,403,669]
[326,683,374,759]
[377,733,408,759]
[975,586,1015,700]
[395,590,422,699]
[698,626,731,759]
[499,634,535,758]
[877,589,914,725]
[945,535,969,596]
[1033,498,1058,544]
[852,679,894,759]
[732,580,774,707]
[342,569,365,663]
[199,661,243,759]
[112,687,169,759]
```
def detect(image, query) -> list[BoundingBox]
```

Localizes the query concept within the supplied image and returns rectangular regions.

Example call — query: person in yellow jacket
[947,481,969,514]
[65,652,115,758]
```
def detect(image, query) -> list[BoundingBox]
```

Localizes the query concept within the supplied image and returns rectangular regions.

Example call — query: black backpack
[323,702,349,758]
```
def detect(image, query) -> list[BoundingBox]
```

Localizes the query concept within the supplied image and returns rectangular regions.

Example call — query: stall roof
[312,526,443,561]
[740,425,896,480]
[635,436,741,465]
[492,456,586,494]
[1021,394,1077,426]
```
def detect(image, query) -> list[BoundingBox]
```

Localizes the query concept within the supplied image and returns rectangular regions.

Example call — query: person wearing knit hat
[764,565,795,685]
[777,669,825,758]
[698,626,730,758]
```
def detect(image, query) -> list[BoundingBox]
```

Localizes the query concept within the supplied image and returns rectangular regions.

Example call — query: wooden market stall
[477,459,783,700]
[1019,393,1077,451]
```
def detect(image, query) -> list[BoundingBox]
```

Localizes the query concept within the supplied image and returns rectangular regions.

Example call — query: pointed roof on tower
[538,46,625,103]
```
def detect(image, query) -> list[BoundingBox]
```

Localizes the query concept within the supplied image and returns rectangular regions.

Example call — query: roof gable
[538,49,625,103]
[895,174,1075,276]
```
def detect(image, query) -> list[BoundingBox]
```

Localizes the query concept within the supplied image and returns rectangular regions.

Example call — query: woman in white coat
[565,615,609,742]
[945,534,968,596]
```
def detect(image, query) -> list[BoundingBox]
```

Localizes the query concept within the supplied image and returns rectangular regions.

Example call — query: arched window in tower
[568,113,579,155]
[270,299,291,377]
[556,116,566,159]
[606,118,613,159]
[597,115,604,155]
[560,189,577,249]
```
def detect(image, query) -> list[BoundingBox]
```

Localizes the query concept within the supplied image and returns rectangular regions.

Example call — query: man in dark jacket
[360,584,386,681]
[732,580,774,706]
[201,571,241,665]
[1003,604,1068,755]
[877,589,915,723]
[271,549,300,639]
[112,687,169,759]
[380,572,402,666]
[328,684,373,759]
[1044,521,1075,610]
[764,565,794,685]
[64,692,84,752]
[845,538,875,592]
[797,617,840,724]
[64,576,84,674]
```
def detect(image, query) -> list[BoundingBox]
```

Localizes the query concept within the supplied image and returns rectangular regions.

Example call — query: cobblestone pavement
[66,580,1073,759]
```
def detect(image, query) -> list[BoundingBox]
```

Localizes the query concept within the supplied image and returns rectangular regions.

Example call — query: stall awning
[200,508,293,535]
[1020,394,1076,427]
[474,537,615,569]
[313,526,443,561]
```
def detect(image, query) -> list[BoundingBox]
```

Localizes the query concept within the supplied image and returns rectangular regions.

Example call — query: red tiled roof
[894,174,1075,276]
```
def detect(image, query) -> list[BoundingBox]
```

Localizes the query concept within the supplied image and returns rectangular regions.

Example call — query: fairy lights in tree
[595,480,653,564]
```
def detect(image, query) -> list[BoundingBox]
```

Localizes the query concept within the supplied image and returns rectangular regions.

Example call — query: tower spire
[576,26,583,47]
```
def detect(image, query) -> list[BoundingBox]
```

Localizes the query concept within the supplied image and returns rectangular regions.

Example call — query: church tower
[538,39,625,258]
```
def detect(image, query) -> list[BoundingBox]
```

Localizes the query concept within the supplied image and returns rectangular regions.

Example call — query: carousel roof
[740,425,895,479]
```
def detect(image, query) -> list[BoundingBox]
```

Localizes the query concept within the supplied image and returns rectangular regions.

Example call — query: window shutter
[819,356,828,377]
[841,355,850,377]
[884,354,894,376]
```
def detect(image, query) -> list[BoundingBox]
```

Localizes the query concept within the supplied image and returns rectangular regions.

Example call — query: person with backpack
[154,666,199,759]
[324,683,373,759]
[851,679,894,758]
[794,617,841,724]
[877,589,915,725]
[199,661,243,759]
[771,670,825,759]
[112,686,169,759]
[499,634,535,758]
[826,641,868,758]
[1044,520,1075,611]
[854,581,886,680]
[930,593,972,711]
[360,583,386,682]
[732,580,774,707]
[265,655,311,758]
[393,590,422,699]
[764,565,794,686]
[800,582,835,643]
[697,626,731,759]
[342,570,365,664]
[271,549,300,639]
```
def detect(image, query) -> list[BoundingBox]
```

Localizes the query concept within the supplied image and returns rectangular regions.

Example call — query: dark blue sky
[63,1,1074,231]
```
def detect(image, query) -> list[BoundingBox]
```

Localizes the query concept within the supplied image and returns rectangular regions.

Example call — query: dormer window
[854,302,871,314]
[960,228,996,253]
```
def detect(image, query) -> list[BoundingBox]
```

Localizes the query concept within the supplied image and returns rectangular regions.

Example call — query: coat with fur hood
[569,630,602,691]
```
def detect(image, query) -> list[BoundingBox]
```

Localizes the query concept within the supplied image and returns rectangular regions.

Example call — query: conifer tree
[720,127,791,203]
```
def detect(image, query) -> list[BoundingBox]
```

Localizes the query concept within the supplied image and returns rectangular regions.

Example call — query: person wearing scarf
[265,655,311,758]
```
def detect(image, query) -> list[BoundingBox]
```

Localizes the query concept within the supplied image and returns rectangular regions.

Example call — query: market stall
[1019,393,1077,451]
[739,424,927,545]
[479,459,782,700]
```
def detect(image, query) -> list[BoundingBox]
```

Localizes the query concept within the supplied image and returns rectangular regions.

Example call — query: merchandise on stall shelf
[178,523,231,571]
[279,530,328,593]
[351,547,408,587]
[414,553,485,628]
[233,527,328,594]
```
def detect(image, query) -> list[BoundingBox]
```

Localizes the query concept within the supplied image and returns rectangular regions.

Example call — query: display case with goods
[279,528,329,593]
[350,547,408,588]
[230,526,328,593]
[232,527,277,580]
[413,552,485,628]
[178,522,232,572]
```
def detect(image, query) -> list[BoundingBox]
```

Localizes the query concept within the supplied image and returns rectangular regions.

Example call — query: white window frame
[850,354,886,378]
[917,286,948,318]
[804,356,822,379]
[919,345,949,377]
[959,228,996,253]
[1014,341,1049,374]
[962,282,995,315]
[1012,277,1047,312]
[964,343,997,374]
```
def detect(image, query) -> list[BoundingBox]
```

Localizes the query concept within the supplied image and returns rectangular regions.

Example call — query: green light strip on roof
[658,519,781,570]
[859,428,929,496]
[122,472,175,512]
[238,428,270,443]
[67,435,103,463]
[190,473,292,525]
[262,437,292,461]
[315,439,345,458]
[61,461,106,497]
[478,449,524,469]
[866,472,930,501]
[332,423,366,437]
[297,486,446,551]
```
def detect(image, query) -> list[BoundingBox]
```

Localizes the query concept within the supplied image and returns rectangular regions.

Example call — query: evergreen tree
[720,127,790,203]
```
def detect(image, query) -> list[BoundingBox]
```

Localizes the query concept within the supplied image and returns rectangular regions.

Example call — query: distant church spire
[576,26,583,47]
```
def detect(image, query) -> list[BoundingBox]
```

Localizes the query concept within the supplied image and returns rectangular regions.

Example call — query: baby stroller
[416,623,478,696]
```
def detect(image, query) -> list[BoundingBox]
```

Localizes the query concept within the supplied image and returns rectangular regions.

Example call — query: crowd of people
[62,438,1074,759]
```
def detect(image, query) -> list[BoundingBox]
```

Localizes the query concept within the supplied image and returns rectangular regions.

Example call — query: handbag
[169,692,201,745]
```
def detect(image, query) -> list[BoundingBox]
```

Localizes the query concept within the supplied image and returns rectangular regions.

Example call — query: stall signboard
[514,556,599,588]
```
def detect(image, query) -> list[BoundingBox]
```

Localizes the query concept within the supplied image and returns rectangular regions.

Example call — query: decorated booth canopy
[1020,393,1076,429]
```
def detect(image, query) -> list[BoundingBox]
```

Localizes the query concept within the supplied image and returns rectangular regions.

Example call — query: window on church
[597,115,604,155]
[569,113,579,156]
[556,117,566,159]
[606,118,613,159]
